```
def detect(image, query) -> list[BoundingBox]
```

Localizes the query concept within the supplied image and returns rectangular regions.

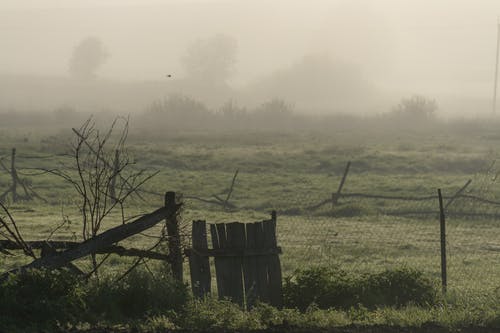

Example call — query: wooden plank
[184,247,282,257]
[244,222,259,309]
[254,221,270,303]
[215,223,231,299]
[2,204,179,278]
[225,222,245,307]
[265,214,283,308]
[0,240,171,261]
[210,223,225,298]
[189,220,211,298]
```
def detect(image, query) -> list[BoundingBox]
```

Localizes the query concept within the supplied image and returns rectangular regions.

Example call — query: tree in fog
[393,95,437,121]
[69,37,108,79]
[245,54,375,111]
[181,34,237,86]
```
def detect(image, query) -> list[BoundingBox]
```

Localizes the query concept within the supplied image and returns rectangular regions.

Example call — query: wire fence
[285,188,500,296]
[3,150,500,295]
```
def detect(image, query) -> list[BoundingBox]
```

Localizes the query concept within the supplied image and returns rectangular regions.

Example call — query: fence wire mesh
[269,187,500,296]
[4,148,500,296]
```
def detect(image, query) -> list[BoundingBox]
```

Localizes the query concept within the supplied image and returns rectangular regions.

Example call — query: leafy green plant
[360,267,438,308]
[283,265,358,310]
[283,266,438,311]
[85,267,189,322]
[0,269,86,329]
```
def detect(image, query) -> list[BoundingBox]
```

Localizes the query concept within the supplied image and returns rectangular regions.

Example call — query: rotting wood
[254,221,270,304]
[189,220,211,297]
[210,223,226,297]
[243,222,259,308]
[1,204,180,279]
[165,191,183,282]
[215,223,230,299]
[189,216,283,309]
[225,222,246,306]
[266,211,283,308]
[0,240,171,261]
[185,247,282,257]
[40,242,84,275]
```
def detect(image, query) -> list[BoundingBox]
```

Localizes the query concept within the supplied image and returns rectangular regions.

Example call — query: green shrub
[85,268,189,322]
[0,269,86,329]
[283,266,438,311]
[360,267,438,308]
[283,266,358,311]
[0,266,189,329]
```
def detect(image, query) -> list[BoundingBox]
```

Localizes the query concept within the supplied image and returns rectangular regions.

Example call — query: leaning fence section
[186,213,283,309]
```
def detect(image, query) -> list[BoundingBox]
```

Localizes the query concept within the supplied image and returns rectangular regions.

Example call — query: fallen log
[1,204,180,278]
[0,240,171,261]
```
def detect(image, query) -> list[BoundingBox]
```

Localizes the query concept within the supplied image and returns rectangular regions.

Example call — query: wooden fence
[188,211,283,309]
[0,191,184,281]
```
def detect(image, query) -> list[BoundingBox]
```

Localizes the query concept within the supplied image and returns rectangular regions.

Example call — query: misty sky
[1,0,500,114]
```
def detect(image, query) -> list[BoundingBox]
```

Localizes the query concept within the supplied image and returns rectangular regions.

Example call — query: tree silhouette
[181,34,237,86]
[69,37,108,80]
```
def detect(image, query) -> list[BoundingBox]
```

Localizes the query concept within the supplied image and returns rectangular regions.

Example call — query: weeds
[283,266,439,310]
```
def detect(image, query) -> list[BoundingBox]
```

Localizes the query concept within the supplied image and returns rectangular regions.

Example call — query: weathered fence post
[11,148,17,203]
[437,189,447,294]
[165,191,183,281]
[332,161,351,210]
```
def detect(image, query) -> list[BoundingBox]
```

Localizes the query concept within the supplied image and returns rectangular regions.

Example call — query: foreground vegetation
[2,111,500,330]
[3,265,500,332]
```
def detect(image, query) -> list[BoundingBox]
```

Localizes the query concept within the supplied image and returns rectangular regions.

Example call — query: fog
[1,0,500,117]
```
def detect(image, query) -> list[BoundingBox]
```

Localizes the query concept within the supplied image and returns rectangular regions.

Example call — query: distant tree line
[136,94,440,132]
[0,94,448,134]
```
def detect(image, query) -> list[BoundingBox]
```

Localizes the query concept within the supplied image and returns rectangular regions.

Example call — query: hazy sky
[1,0,500,113]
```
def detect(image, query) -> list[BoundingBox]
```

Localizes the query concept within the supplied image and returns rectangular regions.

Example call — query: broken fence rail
[0,240,171,261]
[1,203,181,279]
[308,193,500,211]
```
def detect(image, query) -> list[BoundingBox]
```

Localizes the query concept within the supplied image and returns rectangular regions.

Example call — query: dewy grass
[2,125,500,329]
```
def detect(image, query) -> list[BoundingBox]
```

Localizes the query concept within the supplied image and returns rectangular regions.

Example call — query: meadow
[2,117,500,330]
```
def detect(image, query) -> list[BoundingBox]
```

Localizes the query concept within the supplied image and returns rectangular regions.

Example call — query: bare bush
[45,117,158,274]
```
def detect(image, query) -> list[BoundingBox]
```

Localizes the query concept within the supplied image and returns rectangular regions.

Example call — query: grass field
[2,120,500,308]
